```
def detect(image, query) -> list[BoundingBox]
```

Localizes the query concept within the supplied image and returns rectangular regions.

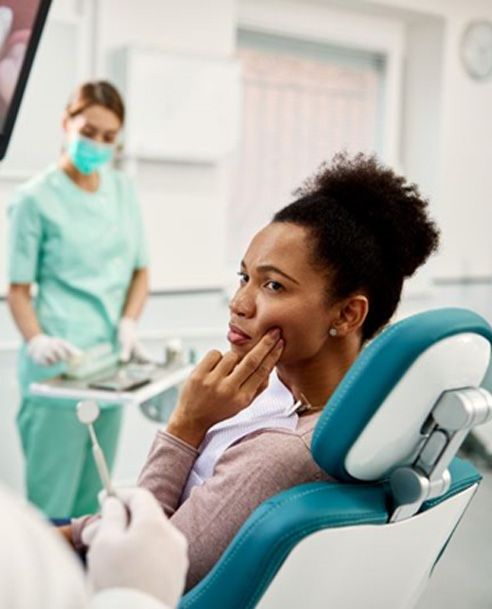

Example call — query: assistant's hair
[65,80,125,124]
[273,152,440,341]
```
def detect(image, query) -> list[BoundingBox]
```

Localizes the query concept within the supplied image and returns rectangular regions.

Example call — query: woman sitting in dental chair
[68,152,440,591]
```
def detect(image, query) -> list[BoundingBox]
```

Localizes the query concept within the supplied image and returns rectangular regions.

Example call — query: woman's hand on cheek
[167,329,284,448]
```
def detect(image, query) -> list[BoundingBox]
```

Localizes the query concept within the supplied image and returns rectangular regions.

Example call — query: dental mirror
[76,400,115,497]
[77,399,100,425]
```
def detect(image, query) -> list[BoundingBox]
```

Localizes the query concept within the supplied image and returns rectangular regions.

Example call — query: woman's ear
[331,294,369,337]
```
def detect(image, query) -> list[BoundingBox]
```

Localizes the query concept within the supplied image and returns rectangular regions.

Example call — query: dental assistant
[7,80,149,518]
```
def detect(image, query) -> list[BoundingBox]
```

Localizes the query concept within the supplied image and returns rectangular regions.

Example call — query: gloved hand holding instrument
[84,488,188,608]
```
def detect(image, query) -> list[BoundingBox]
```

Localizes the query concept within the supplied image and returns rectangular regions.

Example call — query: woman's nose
[229,287,255,318]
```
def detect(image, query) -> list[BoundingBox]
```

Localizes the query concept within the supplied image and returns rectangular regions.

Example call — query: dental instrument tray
[28,359,194,406]
[88,365,152,392]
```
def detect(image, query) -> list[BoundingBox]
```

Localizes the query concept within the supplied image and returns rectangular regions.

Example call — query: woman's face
[228,222,335,364]
[63,104,121,144]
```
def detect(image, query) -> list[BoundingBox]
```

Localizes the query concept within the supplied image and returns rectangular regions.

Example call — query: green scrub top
[8,165,148,396]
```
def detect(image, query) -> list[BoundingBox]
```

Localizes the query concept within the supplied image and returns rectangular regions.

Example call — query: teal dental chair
[179,308,492,609]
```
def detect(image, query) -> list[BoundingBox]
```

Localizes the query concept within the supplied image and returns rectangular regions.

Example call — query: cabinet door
[112,47,241,163]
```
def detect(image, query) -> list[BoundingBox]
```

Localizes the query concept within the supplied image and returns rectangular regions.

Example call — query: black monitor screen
[0,0,51,159]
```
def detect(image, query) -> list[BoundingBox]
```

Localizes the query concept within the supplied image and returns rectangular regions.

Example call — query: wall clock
[461,20,492,80]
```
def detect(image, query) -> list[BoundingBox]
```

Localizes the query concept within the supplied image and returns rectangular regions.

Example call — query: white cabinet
[108,47,242,293]
[112,46,241,163]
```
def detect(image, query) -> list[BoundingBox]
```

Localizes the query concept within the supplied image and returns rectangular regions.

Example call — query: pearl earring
[329,327,337,337]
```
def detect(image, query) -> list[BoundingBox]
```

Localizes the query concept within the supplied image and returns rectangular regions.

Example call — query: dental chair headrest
[312,307,492,482]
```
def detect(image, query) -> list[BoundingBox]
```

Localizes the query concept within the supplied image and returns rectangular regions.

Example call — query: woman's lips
[227,325,251,345]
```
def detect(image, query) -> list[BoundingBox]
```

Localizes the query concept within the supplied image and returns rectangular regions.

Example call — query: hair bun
[295,152,440,278]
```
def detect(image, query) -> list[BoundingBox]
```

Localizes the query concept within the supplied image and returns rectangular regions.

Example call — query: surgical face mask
[67,134,114,175]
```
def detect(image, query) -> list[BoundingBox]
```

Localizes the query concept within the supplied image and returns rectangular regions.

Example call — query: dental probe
[76,400,116,497]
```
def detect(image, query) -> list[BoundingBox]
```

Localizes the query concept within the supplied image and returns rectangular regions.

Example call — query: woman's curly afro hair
[273,152,440,341]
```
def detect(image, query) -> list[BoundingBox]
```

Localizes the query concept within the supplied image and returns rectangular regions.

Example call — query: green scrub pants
[17,396,122,518]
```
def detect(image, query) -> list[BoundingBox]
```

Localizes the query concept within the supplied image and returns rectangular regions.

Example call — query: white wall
[236,0,492,297]
[0,0,238,294]
[94,0,238,291]
[94,0,236,66]
[2,0,492,290]
[362,0,492,285]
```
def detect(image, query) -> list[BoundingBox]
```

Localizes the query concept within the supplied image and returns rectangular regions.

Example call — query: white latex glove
[118,317,151,363]
[86,488,188,609]
[27,333,82,366]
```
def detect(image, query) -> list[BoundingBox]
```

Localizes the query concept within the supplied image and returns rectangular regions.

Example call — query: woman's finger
[208,351,240,381]
[239,338,284,397]
[192,350,223,376]
[228,330,281,387]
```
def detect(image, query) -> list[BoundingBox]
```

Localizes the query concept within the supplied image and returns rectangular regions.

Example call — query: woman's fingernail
[276,339,284,349]
[269,328,281,339]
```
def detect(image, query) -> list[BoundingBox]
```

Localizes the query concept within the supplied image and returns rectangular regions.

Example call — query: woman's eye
[237,271,248,284]
[265,280,283,292]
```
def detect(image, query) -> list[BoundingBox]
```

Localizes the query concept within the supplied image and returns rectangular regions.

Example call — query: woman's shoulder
[239,412,324,477]
[9,166,60,215]
[217,416,328,487]
[232,412,323,465]
[13,165,59,199]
